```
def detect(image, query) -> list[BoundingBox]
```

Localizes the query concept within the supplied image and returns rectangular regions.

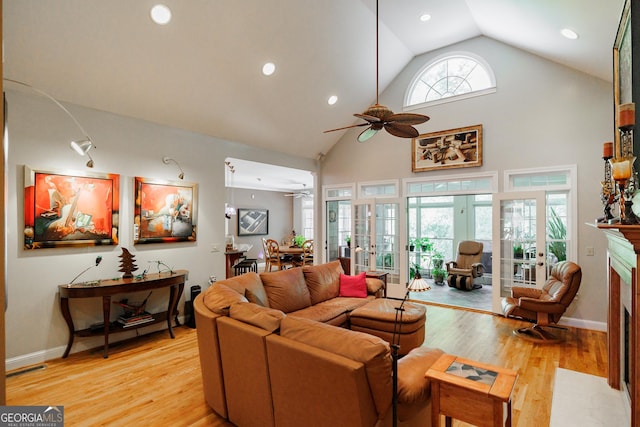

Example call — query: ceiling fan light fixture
[358,127,379,143]
[327,95,338,105]
[323,0,430,142]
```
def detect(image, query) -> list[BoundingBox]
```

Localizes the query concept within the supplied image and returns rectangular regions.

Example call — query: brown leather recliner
[501,260,582,343]
[446,240,485,290]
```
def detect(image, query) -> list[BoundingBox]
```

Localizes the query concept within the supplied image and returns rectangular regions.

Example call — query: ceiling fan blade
[387,112,430,125]
[323,122,370,133]
[358,127,380,143]
[354,113,382,123]
[384,122,419,139]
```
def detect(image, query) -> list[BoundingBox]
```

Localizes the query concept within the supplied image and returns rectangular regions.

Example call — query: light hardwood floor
[6,303,607,427]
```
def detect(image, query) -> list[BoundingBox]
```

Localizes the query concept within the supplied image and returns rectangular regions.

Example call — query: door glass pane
[353,203,371,273]
[375,202,399,283]
[499,198,537,295]
[326,200,351,261]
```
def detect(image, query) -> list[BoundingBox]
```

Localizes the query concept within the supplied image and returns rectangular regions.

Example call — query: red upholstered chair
[501,260,582,343]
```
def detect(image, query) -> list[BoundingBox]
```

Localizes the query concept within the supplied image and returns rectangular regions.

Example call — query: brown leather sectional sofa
[194,260,444,427]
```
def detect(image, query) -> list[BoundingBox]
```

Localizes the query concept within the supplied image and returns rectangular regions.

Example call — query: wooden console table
[58,270,188,358]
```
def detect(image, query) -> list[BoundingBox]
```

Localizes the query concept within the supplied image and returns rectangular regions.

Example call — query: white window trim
[323,183,356,201]
[503,165,578,263]
[404,50,497,111]
[357,179,400,199]
[403,171,499,197]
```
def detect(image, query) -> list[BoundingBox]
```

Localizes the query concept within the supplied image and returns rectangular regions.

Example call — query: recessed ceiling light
[561,28,579,40]
[262,62,276,76]
[420,14,432,22]
[327,95,338,105]
[150,4,172,25]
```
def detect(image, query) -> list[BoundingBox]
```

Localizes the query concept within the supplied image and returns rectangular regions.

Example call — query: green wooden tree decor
[119,247,138,278]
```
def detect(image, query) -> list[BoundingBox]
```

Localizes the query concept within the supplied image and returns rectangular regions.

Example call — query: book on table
[117,312,154,328]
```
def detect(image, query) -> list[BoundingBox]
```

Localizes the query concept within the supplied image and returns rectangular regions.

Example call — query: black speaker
[185,285,202,328]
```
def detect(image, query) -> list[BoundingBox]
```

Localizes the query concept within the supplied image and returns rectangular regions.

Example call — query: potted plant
[431,265,447,285]
[409,262,422,280]
[431,250,444,270]
[418,237,433,252]
[345,235,351,247]
[513,243,524,259]
[293,235,306,248]
[409,238,416,252]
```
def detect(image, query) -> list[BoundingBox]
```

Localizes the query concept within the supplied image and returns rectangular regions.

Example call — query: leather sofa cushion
[261,267,311,313]
[302,260,342,304]
[216,272,270,308]
[280,316,392,417]
[203,283,248,315]
[229,302,286,332]
[288,296,372,325]
[365,278,384,295]
[396,346,445,421]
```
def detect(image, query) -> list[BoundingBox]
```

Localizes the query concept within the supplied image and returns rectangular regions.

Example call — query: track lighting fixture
[4,78,97,168]
[163,156,184,179]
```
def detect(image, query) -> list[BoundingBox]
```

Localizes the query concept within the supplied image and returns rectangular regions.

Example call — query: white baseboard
[6,316,186,372]
[558,316,606,332]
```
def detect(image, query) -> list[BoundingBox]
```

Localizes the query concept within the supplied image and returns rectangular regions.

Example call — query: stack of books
[117,312,154,328]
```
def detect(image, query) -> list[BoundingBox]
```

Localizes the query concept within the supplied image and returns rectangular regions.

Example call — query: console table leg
[60,297,75,359]
[102,296,111,358]
[166,283,185,337]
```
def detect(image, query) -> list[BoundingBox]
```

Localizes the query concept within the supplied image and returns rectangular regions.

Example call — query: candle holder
[611,156,638,224]
[599,154,616,223]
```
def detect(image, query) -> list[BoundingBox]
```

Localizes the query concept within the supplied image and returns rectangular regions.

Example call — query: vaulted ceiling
[4,0,625,166]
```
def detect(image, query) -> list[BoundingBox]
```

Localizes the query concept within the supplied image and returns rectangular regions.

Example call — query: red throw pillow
[339,272,367,298]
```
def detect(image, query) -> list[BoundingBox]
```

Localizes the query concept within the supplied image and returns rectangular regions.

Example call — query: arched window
[405,52,496,109]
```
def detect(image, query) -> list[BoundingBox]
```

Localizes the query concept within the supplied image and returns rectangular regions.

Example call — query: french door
[491,191,547,313]
[352,198,404,292]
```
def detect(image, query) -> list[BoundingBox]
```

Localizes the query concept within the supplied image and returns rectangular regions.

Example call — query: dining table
[278,246,304,256]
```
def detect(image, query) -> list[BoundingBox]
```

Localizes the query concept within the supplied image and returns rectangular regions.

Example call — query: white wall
[227,187,294,261]
[321,36,613,326]
[5,90,315,368]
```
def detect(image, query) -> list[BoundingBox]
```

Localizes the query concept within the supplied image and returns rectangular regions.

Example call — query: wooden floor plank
[6,303,607,426]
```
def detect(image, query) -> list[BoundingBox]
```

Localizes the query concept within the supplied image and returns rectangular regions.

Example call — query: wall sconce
[162,156,184,179]
[4,78,97,168]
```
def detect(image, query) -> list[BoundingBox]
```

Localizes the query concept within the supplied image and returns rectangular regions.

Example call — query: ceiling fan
[285,184,312,198]
[324,0,430,143]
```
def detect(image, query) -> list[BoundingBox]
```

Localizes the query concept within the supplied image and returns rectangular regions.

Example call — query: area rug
[550,368,629,427]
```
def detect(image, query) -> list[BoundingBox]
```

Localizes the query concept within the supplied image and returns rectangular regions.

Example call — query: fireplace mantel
[598,223,639,427]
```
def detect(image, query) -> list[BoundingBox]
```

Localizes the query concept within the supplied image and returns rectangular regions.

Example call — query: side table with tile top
[425,354,518,427]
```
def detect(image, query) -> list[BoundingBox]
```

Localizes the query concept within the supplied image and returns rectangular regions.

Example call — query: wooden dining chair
[266,239,292,271]
[301,239,314,266]
[261,237,271,272]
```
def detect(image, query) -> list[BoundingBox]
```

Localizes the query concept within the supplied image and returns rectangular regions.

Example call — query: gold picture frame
[412,124,483,172]
[613,0,632,156]
[133,176,198,244]
[23,166,120,249]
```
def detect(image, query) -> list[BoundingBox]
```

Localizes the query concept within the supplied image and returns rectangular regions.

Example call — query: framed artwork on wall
[411,124,483,173]
[237,208,269,236]
[23,166,120,249]
[133,177,198,244]
[613,0,633,154]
